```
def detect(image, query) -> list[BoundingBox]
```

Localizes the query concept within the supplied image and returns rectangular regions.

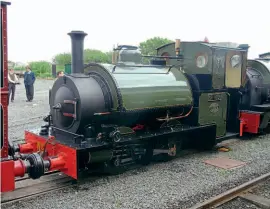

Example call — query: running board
[216,132,239,143]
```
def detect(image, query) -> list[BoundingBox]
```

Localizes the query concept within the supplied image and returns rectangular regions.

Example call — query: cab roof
[1,1,11,6]
[156,42,249,51]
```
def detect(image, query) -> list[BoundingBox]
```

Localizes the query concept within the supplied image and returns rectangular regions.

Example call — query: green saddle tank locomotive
[4,28,270,192]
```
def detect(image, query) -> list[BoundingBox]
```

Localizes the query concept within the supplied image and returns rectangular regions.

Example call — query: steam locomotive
[2,1,270,192]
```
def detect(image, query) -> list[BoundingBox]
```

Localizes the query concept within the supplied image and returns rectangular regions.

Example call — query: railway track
[1,167,129,206]
[1,172,76,205]
[189,172,270,209]
[15,170,60,182]
[3,168,270,209]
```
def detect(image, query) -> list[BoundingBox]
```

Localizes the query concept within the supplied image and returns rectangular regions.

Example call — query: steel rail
[1,172,101,205]
[1,176,74,205]
[189,172,270,209]
[15,170,60,182]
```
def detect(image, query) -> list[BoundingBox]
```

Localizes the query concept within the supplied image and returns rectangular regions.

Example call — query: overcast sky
[5,0,270,63]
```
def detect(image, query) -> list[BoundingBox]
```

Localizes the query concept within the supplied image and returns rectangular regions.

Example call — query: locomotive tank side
[86,64,193,111]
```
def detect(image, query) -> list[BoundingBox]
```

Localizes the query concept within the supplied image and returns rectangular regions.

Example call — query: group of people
[8,66,64,105]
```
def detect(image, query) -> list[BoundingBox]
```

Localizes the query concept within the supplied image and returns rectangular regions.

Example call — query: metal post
[52,64,56,78]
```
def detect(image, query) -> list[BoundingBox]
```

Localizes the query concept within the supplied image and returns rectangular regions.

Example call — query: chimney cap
[68,30,88,36]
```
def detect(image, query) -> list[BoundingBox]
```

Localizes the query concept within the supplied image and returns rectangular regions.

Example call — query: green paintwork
[103,64,193,110]
[157,42,212,75]
[198,92,228,137]
[212,48,226,89]
[247,59,270,85]
[156,42,248,89]
[84,63,193,111]
[241,51,248,85]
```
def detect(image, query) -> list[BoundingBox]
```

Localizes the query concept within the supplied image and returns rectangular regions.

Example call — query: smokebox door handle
[63,99,78,120]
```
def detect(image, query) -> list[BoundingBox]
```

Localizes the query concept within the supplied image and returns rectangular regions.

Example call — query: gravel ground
[8,78,53,142]
[217,197,261,209]
[4,79,270,209]
[251,178,270,199]
[217,175,270,208]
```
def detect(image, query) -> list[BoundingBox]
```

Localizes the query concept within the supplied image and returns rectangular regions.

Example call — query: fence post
[52,64,56,78]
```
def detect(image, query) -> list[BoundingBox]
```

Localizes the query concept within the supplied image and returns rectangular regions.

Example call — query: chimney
[238,44,250,51]
[68,31,88,74]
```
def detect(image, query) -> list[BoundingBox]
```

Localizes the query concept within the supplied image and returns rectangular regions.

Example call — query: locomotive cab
[156,41,249,139]
[157,41,270,138]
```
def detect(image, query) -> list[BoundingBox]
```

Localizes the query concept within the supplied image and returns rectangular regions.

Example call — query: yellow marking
[36,142,44,152]
[218,147,230,152]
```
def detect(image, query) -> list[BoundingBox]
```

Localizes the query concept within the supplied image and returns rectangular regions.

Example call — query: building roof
[156,41,249,51]
[259,52,270,58]
[1,1,11,6]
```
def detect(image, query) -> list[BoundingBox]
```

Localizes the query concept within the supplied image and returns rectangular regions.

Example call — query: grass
[56,64,65,72]
[13,62,67,79]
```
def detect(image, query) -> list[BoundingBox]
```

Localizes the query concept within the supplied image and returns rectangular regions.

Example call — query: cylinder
[68,31,88,74]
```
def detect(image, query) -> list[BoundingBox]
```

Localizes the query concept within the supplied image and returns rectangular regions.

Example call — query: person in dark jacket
[24,65,36,102]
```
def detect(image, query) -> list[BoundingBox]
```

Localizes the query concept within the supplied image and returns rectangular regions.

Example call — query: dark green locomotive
[21,31,270,179]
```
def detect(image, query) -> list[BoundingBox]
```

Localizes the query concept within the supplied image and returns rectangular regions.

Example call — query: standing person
[24,65,36,102]
[8,68,19,105]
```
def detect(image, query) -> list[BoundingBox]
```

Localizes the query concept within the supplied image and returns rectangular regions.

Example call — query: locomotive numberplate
[208,93,222,102]
[209,103,219,114]
[199,92,227,137]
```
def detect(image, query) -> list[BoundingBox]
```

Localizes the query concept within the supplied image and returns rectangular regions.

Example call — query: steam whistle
[175,39,181,57]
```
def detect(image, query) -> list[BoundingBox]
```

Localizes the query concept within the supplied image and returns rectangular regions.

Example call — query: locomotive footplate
[19,123,217,180]
[251,104,270,112]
